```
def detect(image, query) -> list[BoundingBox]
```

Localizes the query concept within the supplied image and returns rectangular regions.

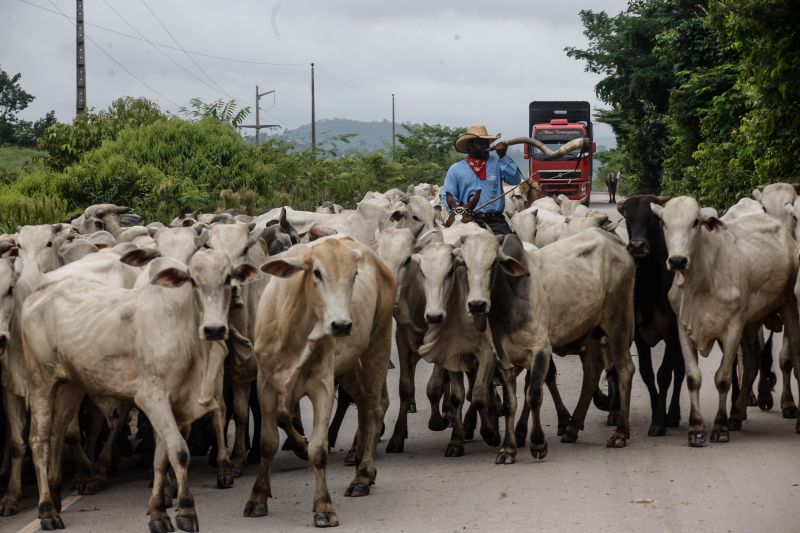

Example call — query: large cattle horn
[492,136,591,160]
[0,240,17,257]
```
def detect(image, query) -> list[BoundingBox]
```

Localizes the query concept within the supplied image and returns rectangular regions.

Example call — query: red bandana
[466,156,487,179]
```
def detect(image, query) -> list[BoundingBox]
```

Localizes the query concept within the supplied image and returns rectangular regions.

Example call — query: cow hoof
[464,426,475,441]
[710,429,729,443]
[648,424,666,437]
[758,394,773,411]
[428,414,449,432]
[243,501,268,517]
[217,472,234,489]
[314,511,340,528]
[0,501,18,516]
[688,431,706,447]
[480,427,501,448]
[40,515,65,530]
[606,413,620,427]
[557,415,571,436]
[529,441,548,460]
[495,449,516,464]
[385,435,405,454]
[74,478,99,495]
[729,418,742,431]
[343,449,359,466]
[345,483,370,497]
[148,517,175,533]
[666,409,681,428]
[782,405,799,419]
[560,426,579,443]
[408,401,417,414]
[606,434,627,448]
[175,513,199,532]
[444,443,465,457]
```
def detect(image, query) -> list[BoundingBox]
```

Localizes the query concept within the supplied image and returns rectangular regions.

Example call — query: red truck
[524,101,596,205]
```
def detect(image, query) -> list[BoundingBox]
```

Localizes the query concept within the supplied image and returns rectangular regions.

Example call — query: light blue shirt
[441,153,523,214]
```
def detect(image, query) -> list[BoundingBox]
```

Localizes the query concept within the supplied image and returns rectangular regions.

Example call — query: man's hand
[495,141,508,157]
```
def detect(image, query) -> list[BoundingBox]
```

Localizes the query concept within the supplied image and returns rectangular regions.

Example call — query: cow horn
[113,206,131,214]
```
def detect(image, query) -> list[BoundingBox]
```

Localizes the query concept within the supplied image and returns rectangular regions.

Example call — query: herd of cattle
[1,180,800,531]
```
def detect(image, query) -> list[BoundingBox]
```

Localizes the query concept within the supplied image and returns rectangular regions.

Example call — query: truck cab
[525,101,595,205]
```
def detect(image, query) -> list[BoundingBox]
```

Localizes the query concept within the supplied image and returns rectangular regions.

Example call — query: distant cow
[606,172,620,203]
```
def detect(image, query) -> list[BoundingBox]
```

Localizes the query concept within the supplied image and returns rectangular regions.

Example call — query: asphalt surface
[3,192,800,533]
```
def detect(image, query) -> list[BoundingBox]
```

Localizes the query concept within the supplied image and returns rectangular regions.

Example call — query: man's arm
[496,142,523,186]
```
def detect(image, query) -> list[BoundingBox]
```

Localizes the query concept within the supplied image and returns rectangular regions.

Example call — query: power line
[47,0,180,108]
[316,65,391,97]
[100,0,231,100]
[139,0,231,98]
[19,0,306,66]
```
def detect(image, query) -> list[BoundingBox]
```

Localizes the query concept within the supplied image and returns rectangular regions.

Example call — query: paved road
[4,192,800,532]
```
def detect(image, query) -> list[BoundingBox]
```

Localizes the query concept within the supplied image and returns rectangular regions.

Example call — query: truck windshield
[532,128,584,161]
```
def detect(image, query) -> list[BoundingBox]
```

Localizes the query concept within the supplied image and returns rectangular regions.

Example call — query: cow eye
[6,286,12,296]
[190,278,198,288]
[225,275,232,285]
[46,241,53,248]
[313,268,323,281]
[413,215,421,222]
[692,219,699,228]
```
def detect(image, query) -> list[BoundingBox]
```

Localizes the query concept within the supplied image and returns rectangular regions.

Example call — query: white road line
[15,494,82,533]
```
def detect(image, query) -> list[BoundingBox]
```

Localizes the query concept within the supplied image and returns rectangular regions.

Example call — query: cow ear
[260,257,307,277]
[649,203,664,219]
[699,208,726,232]
[752,188,763,201]
[151,267,190,288]
[413,229,442,252]
[195,228,211,249]
[498,254,529,277]
[389,209,405,222]
[785,201,800,220]
[617,203,625,215]
[654,195,671,205]
[232,263,261,284]
[51,223,63,233]
[120,248,161,267]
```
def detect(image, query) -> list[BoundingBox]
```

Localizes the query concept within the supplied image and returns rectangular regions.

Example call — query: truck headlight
[580,183,587,192]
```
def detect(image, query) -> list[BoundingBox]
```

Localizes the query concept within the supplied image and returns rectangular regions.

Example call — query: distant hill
[252,117,616,158]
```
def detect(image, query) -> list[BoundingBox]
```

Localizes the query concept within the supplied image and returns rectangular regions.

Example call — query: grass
[0,146,44,176]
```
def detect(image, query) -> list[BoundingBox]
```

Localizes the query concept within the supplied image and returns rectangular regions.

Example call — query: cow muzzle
[467,300,488,315]
[626,239,650,258]
[667,256,689,271]
[202,324,228,341]
[0,334,7,349]
[425,312,444,324]
[331,320,352,337]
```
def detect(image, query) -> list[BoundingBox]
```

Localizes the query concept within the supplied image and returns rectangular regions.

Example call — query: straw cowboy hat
[454,124,501,154]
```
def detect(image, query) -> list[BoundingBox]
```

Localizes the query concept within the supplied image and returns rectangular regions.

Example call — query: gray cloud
[2,0,628,139]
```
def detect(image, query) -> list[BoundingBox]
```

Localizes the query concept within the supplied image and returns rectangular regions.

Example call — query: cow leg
[28,382,64,530]
[230,381,250,476]
[307,374,339,527]
[147,437,175,533]
[778,299,800,430]
[544,360,571,436]
[278,418,308,461]
[711,326,744,443]
[677,324,705,446]
[444,372,466,457]
[562,350,602,444]
[779,329,798,418]
[606,338,635,448]
[496,364,518,465]
[605,368,620,426]
[635,334,662,436]
[427,365,449,431]
[528,347,552,459]
[328,384,352,450]
[243,385,279,519]
[757,331,776,411]
[95,401,131,481]
[463,369,478,441]
[248,384,263,463]
[64,414,99,496]
[212,376,234,489]
[514,370,531,447]
[136,393,199,533]
[0,391,26,517]
[731,327,761,430]
[665,328,685,427]
[387,331,419,453]
[472,350,500,449]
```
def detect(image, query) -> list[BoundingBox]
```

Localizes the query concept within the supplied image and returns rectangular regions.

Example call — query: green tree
[179,97,250,128]
[0,67,35,144]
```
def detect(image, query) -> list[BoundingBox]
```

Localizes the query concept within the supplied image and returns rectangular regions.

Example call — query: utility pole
[310,62,316,151]
[240,85,279,146]
[76,0,87,115]
[391,93,396,157]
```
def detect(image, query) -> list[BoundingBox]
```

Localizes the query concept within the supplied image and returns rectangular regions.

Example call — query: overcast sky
[3,0,628,139]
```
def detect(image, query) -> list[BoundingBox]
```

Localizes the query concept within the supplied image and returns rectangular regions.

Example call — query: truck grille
[542,183,580,195]
[538,170,582,180]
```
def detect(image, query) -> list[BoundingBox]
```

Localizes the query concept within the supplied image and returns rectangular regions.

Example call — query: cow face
[261,237,362,337]
[618,195,670,258]
[650,196,725,272]
[413,242,457,324]
[455,233,528,316]
[0,245,20,352]
[784,198,800,241]
[754,183,797,228]
[153,226,208,264]
[73,204,140,237]
[15,224,63,274]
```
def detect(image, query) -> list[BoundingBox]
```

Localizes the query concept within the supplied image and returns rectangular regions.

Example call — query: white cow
[651,196,800,444]
[22,249,259,532]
